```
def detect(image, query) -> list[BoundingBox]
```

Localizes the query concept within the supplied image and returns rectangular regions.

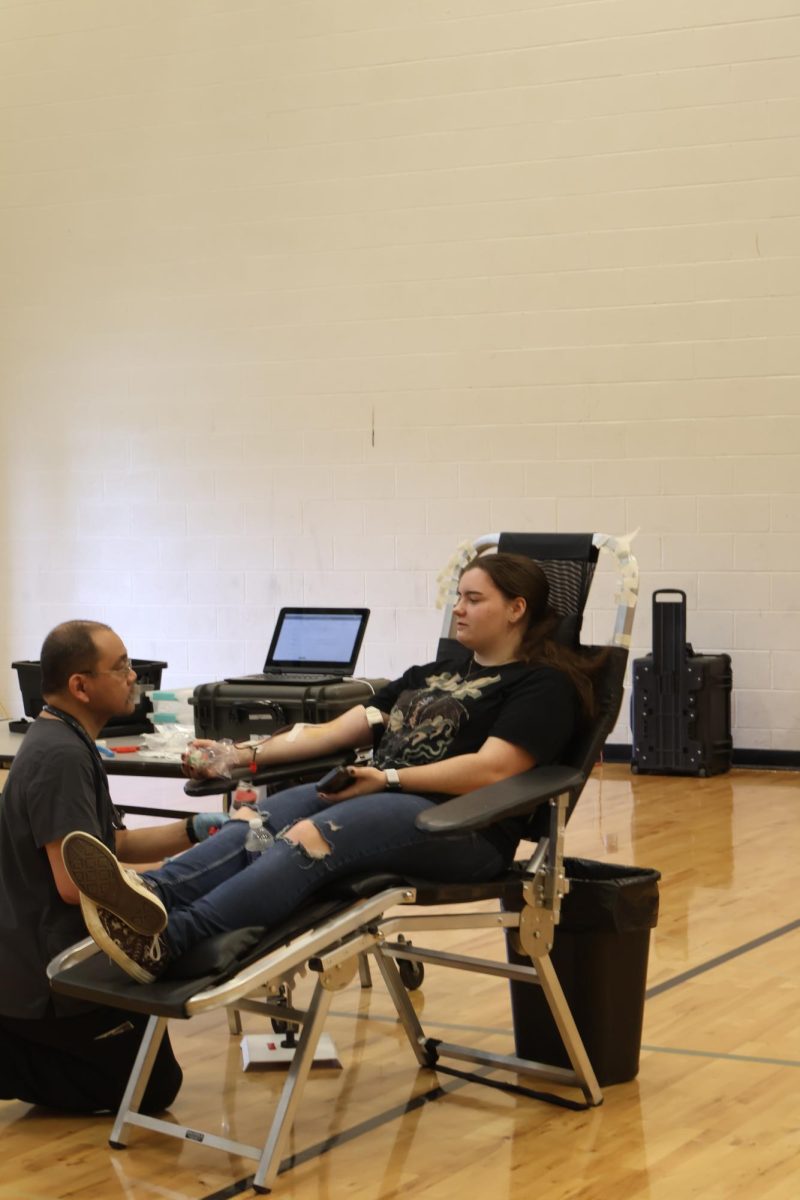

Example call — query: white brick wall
[1,1,799,754]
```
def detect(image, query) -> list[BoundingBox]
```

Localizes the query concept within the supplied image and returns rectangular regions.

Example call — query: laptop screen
[265,608,370,673]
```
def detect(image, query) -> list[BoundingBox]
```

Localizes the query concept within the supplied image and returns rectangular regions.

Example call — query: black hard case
[12,658,167,738]
[191,679,388,741]
[631,590,732,777]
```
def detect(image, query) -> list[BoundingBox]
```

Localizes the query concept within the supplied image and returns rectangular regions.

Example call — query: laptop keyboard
[262,673,340,684]
[227,673,345,686]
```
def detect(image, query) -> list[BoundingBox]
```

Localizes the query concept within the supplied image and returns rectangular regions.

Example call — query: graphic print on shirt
[376,670,500,767]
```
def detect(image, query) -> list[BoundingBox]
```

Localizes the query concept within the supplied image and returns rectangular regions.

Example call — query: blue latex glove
[190,811,231,841]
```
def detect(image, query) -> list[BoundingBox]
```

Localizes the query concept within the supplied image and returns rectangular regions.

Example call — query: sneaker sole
[62,832,167,935]
[79,896,157,984]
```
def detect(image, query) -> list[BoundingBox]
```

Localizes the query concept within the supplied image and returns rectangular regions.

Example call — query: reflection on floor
[2,765,798,1200]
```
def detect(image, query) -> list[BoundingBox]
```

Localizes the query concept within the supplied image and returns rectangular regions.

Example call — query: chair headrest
[497,532,599,620]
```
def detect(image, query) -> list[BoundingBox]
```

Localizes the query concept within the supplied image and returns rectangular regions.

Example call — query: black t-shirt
[371,658,579,857]
[373,658,578,778]
[0,718,122,1018]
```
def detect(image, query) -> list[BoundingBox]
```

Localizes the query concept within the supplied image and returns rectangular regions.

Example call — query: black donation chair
[48,530,639,1194]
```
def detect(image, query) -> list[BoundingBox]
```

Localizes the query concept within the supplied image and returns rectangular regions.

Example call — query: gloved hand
[189,811,231,841]
[182,739,243,780]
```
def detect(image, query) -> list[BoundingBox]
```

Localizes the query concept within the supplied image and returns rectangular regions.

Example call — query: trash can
[506,858,660,1086]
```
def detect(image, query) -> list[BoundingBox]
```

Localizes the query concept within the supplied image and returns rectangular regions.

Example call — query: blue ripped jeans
[143,783,510,959]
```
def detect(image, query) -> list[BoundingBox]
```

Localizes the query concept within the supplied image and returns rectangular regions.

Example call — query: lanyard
[41,704,103,759]
[41,704,123,829]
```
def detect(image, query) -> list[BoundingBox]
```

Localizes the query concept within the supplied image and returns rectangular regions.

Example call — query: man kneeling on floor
[0,620,230,1114]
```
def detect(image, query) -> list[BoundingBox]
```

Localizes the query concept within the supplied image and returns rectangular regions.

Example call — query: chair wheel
[398,958,424,990]
[271,1018,289,1034]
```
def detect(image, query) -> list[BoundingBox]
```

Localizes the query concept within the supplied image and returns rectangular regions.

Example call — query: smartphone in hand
[316,766,353,794]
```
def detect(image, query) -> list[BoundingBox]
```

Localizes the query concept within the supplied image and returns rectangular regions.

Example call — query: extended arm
[184,704,377,778]
[46,821,194,902]
[114,821,193,867]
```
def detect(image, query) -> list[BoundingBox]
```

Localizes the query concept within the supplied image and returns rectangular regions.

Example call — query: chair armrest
[415,765,585,834]
[183,754,354,799]
[183,774,242,799]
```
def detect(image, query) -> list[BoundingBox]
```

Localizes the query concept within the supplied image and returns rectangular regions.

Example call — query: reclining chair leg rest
[103,984,340,1189]
[104,960,356,1188]
[228,1008,243,1035]
[109,1014,168,1149]
[253,977,336,1193]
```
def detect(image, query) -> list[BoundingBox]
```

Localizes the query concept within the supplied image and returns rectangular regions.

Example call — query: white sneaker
[80,899,170,984]
[62,830,167,935]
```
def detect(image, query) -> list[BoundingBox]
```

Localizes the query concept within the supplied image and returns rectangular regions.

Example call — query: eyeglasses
[78,657,135,678]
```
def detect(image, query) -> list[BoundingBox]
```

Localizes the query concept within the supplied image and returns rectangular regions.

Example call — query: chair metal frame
[49,531,638,1194]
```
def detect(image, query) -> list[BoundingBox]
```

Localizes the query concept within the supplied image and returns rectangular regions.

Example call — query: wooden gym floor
[1,763,798,1200]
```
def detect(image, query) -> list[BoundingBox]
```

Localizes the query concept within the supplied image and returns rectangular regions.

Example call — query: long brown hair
[460,553,606,716]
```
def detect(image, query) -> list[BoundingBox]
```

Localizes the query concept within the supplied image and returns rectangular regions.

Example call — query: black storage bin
[506,858,660,1086]
[191,678,389,740]
[631,590,732,776]
[11,659,167,737]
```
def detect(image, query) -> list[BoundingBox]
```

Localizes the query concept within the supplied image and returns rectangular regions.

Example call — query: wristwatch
[384,767,402,791]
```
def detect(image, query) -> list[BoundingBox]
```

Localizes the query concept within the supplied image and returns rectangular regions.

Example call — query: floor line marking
[646,917,800,998]
[641,1044,800,1068]
[197,1073,478,1200]
[198,918,800,1198]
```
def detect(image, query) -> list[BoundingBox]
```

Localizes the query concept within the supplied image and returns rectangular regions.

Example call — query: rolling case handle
[651,589,693,675]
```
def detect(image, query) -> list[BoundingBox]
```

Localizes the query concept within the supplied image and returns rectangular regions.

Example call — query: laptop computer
[226,607,370,686]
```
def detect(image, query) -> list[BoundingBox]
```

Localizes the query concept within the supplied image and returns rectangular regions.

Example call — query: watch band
[384,767,402,791]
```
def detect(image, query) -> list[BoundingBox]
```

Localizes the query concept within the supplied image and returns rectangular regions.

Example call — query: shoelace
[145,934,164,963]
[122,866,162,905]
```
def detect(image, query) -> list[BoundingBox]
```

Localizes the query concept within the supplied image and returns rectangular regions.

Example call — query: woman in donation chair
[62,555,603,983]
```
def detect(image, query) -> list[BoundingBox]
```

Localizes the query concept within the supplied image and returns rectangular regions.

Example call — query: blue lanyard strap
[40,704,124,829]
[41,704,102,761]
